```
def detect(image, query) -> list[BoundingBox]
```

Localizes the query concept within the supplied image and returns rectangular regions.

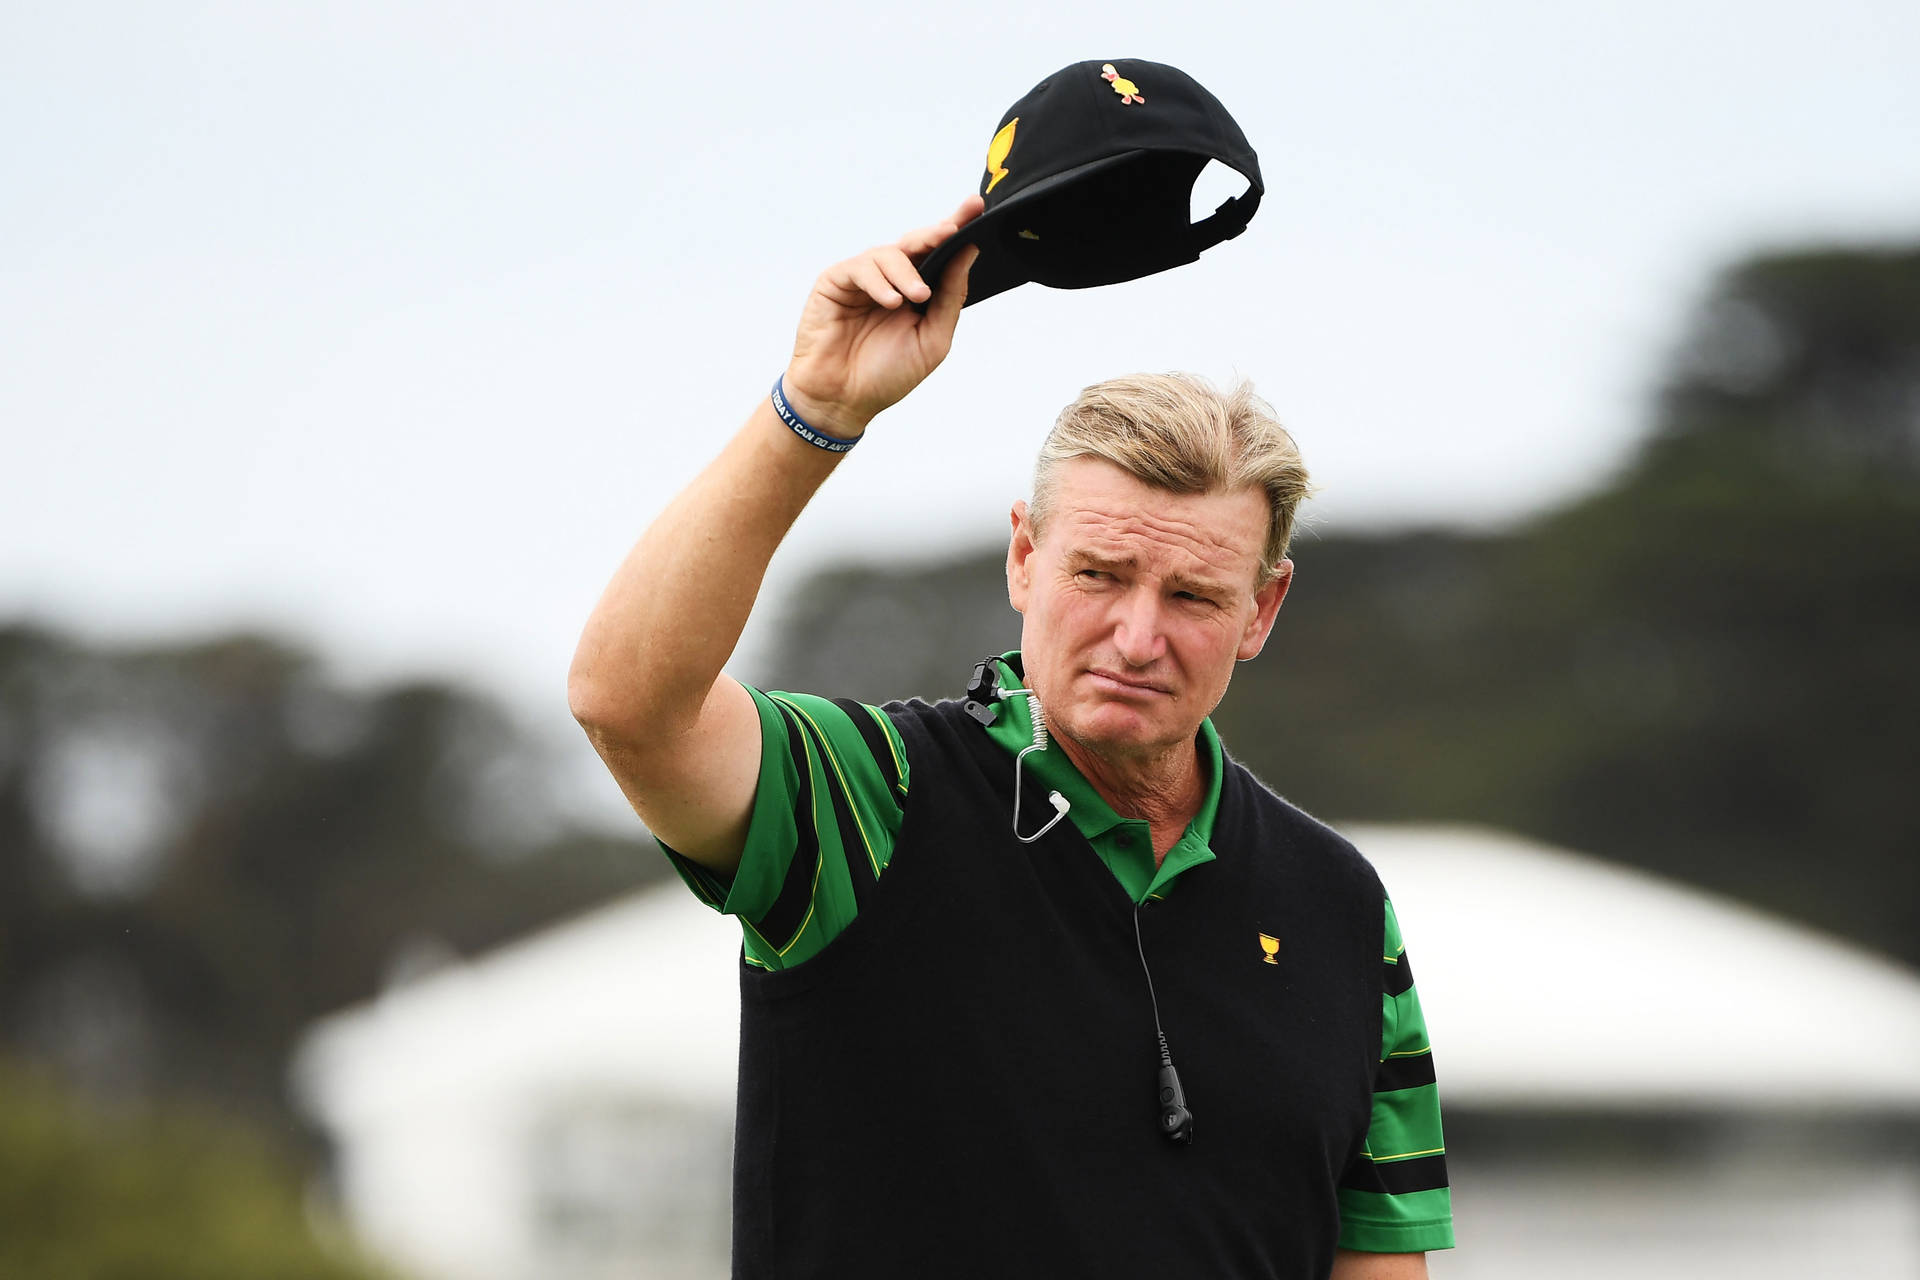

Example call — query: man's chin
[1057,702,1181,757]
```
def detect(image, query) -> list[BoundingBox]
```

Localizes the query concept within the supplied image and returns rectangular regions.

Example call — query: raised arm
[567,198,983,876]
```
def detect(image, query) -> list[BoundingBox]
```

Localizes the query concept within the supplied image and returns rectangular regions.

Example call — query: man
[569,196,1454,1279]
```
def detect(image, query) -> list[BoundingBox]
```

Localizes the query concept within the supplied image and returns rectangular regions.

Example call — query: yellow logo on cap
[985,117,1018,194]
[1258,933,1280,964]
[1101,64,1144,105]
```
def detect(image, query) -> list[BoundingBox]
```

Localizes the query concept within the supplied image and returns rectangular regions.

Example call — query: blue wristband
[772,375,861,453]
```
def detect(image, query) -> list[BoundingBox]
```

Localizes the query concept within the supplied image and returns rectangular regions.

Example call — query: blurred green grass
[0,1059,387,1280]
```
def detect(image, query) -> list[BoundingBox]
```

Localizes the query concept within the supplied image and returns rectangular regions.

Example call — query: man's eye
[1076,569,1109,581]
[1175,591,1215,606]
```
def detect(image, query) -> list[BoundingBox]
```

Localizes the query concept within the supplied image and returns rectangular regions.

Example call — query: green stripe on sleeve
[1340,896,1453,1251]
[656,687,908,972]
[770,692,907,885]
[739,696,843,967]
[1359,1081,1447,1165]
[832,697,909,800]
[1337,1186,1455,1253]
[775,693,907,801]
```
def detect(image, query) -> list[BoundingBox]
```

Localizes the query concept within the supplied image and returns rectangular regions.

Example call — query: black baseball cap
[918,58,1263,309]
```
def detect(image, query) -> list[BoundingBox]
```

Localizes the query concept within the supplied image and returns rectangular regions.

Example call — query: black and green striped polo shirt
[659,656,1453,1254]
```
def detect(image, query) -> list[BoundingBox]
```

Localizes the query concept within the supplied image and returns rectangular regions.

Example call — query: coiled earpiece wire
[997,685,1072,844]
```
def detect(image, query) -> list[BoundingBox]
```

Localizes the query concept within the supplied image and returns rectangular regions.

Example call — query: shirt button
[1116,831,1135,849]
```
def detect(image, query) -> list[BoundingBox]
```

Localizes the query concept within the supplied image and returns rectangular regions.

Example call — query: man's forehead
[1062,545,1244,595]
[1039,460,1269,584]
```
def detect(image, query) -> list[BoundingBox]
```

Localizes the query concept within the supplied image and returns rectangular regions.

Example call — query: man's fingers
[845,255,907,308]
[899,195,987,260]
[872,246,931,304]
[825,245,932,311]
[920,243,978,342]
[820,196,985,312]
[899,220,960,260]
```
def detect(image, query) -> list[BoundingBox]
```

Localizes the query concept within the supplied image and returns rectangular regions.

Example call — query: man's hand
[782,195,984,439]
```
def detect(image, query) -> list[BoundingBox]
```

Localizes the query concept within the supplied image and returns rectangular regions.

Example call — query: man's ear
[1236,558,1293,661]
[1006,500,1035,614]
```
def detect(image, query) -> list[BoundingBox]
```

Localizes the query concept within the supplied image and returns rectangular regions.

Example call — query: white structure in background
[292,825,1920,1280]
[294,886,743,1280]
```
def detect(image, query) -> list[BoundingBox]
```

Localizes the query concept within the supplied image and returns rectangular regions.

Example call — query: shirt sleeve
[656,688,908,971]
[1335,896,1456,1253]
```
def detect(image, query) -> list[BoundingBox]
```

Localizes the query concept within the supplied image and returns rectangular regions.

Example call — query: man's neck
[1053,730,1204,864]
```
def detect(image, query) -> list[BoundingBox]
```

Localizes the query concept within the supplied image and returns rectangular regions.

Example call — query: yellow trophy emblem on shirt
[1258,933,1280,965]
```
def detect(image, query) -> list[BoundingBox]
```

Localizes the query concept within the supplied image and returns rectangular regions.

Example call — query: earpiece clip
[963,658,1000,726]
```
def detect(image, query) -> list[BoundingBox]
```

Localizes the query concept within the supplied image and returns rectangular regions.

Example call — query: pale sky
[5,0,1918,823]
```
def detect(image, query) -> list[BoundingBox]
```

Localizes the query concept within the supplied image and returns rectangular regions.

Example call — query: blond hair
[1029,373,1310,584]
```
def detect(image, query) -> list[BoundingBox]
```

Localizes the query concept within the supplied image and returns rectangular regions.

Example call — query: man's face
[1006,456,1291,765]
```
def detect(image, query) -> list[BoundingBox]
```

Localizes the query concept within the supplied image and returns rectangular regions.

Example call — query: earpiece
[1047,791,1069,815]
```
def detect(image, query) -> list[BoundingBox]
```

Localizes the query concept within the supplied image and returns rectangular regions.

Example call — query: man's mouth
[1085,669,1170,696]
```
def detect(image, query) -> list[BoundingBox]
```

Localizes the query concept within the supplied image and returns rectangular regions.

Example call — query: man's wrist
[775,375,870,448]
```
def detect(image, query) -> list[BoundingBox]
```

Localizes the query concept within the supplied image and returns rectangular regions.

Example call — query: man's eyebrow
[1065,549,1136,572]
[1067,549,1236,598]
[1166,572,1234,598]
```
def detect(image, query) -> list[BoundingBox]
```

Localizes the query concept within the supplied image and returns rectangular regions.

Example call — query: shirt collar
[978,652,1223,851]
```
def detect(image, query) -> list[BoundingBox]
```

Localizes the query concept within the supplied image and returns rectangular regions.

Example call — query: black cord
[1133,903,1174,1067]
[1135,902,1194,1143]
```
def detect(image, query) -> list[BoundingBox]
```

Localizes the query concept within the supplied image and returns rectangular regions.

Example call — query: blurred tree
[1657,246,1920,475]
[759,242,1920,969]
[0,1057,388,1279]
[0,627,660,1124]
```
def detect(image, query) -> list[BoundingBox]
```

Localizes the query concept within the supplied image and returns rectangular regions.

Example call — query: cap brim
[916,150,1156,311]
[916,148,1258,311]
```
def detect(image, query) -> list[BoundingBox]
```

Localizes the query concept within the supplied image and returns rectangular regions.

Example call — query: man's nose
[1111,590,1167,667]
